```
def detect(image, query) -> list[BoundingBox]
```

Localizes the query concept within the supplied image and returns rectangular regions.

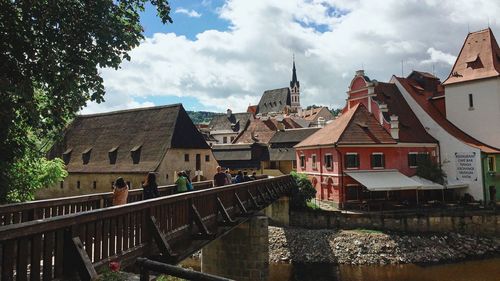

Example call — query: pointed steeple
[290,55,300,88]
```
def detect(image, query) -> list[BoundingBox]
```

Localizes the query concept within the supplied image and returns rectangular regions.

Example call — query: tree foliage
[0,1,172,202]
[290,171,317,209]
[416,156,446,185]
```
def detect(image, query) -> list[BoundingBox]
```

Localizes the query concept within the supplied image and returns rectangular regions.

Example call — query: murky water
[184,257,500,281]
[269,258,500,281]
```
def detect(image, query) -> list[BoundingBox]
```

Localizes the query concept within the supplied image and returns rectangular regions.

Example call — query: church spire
[290,54,300,88]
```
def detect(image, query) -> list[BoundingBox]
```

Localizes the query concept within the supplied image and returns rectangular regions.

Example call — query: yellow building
[40,104,218,199]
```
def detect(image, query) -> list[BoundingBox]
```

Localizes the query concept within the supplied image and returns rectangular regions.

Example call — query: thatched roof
[49,104,209,173]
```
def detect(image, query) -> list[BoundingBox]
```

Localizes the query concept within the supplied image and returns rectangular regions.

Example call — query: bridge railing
[0,181,213,226]
[0,175,294,281]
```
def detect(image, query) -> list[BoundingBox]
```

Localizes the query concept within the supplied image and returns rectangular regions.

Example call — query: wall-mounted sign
[455,152,477,181]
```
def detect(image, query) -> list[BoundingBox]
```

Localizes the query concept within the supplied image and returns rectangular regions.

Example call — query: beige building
[40,104,218,199]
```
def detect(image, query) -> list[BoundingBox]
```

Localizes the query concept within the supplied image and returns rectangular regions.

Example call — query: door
[196,154,201,171]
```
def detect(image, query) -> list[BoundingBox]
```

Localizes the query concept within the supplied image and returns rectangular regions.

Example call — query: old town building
[42,104,218,198]
[295,71,441,208]
[208,109,253,144]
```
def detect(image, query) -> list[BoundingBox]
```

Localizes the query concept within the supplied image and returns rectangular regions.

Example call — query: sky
[82,0,500,114]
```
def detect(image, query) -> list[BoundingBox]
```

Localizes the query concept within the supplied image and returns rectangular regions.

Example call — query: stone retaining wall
[290,209,500,236]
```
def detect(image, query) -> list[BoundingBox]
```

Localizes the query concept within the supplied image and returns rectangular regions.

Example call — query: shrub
[290,172,316,209]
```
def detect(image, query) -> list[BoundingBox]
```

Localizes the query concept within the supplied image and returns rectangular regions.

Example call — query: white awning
[345,170,421,191]
[411,176,444,190]
[444,179,468,189]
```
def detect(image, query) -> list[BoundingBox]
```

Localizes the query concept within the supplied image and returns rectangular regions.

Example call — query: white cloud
[85,0,500,114]
[421,47,457,65]
[175,8,202,18]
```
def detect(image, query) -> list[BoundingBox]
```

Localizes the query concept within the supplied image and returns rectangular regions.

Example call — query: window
[488,156,496,172]
[371,153,385,169]
[127,181,131,189]
[408,152,429,168]
[230,136,235,142]
[82,147,92,165]
[60,181,64,189]
[292,160,297,169]
[131,145,142,164]
[77,181,80,189]
[111,181,114,190]
[184,154,189,162]
[345,153,359,169]
[93,181,97,189]
[223,136,228,143]
[468,93,474,110]
[62,148,72,165]
[300,155,306,168]
[109,146,118,164]
[205,155,210,162]
[325,154,333,169]
[312,154,317,169]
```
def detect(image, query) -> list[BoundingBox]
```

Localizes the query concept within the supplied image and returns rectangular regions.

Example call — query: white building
[443,28,500,149]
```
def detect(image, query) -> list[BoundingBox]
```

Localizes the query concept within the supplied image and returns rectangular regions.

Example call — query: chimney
[226,108,232,118]
[355,70,365,77]
[390,115,399,140]
[317,117,326,128]
[378,104,388,125]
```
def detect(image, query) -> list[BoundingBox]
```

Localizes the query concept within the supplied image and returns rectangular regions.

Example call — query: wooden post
[63,229,98,281]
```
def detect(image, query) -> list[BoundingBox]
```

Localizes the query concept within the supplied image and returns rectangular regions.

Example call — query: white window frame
[371,152,384,169]
[325,153,333,170]
[345,152,359,170]
[408,152,418,168]
[300,154,306,168]
[312,154,317,170]
[487,155,496,172]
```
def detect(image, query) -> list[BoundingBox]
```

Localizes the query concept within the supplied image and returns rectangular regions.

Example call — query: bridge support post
[264,196,289,226]
[201,215,269,281]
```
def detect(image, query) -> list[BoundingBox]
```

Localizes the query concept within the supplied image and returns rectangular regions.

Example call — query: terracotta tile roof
[395,76,500,153]
[247,105,258,116]
[302,107,334,121]
[48,104,210,173]
[373,82,437,143]
[233,117,302,144]
[296,104,396,148]
[443,28,500,85]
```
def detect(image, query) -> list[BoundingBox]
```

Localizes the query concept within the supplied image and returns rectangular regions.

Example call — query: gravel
[268,226,500,265]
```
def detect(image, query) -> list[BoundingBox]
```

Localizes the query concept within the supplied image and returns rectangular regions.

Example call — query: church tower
[290,56,301,112]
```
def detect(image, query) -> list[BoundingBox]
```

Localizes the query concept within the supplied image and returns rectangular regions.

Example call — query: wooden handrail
[0,175,294,281]
[0,181,213,225]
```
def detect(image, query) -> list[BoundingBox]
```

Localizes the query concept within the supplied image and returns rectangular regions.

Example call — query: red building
[295,71,439,208]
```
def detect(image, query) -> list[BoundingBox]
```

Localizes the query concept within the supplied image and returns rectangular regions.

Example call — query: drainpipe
[335,143,344,209]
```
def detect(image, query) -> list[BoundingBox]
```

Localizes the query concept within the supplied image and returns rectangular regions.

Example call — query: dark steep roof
[269,128,321,144]
[208,112,252,133]
[49,104,209,173]
[373,82,437,144]
[257,88,291,114]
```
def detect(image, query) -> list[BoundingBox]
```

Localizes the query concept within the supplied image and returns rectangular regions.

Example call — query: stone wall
[201,216,269,281]
[290,209,500,236]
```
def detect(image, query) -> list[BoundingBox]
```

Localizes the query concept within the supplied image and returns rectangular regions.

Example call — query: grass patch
[352,228,384,234]
[306,201,321,210]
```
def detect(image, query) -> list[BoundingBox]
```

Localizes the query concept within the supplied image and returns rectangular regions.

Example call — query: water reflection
[269,258,500,281]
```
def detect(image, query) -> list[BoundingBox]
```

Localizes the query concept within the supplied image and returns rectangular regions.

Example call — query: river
[184,257,500,281]
[269,258,500,281]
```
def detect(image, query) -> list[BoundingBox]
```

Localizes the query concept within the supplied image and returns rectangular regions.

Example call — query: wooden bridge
[0,175,294,280]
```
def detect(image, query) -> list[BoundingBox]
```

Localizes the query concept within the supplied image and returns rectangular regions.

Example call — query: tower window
[468,94,474,109]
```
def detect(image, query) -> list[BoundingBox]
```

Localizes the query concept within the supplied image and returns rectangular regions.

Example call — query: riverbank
[269,226,500,265]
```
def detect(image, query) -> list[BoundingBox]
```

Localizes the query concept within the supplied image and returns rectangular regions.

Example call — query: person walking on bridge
[112,177,129,206]
[142,172,159,200]
[175,171,188,193]
[214,166,227,187]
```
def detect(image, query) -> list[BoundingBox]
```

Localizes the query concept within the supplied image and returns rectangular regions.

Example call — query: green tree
[290,171,317,209]
[416,156,445,185]
[0,1,172,202]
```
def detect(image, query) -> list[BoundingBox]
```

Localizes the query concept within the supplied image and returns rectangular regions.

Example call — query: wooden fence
[0,181,213,225]
[0,175,294,281]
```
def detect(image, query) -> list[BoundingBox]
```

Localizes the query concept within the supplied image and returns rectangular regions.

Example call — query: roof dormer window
[109,146,119,165]
[131,145,142,164]
[62,148,72,165]
[82,147,92,165]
